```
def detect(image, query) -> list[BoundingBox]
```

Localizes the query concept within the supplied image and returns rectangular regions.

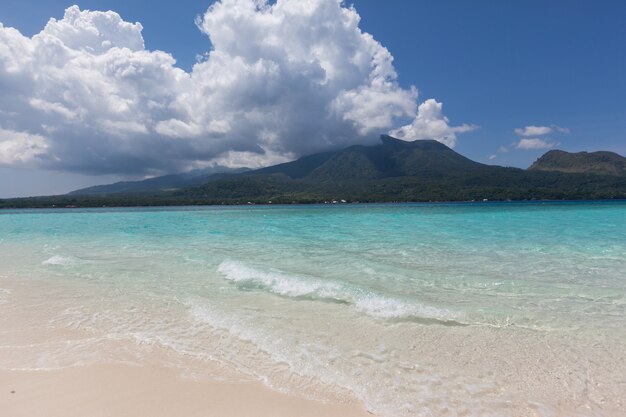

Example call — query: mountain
[529,150,626,176]
[247,135,483,181]
[2,135,625,208]
[71,135,487,196]
[70,166,250,195]
[176,136,626,203]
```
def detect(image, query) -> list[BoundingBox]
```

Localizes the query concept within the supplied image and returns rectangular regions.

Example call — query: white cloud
[0,1,473,175]
[388,99,477,148]
[515,125,551,137]
[0,128,50,166]
[515,138,557,150]
[488,154,497,160]
[512,123,567,152]
[514,125,569,137]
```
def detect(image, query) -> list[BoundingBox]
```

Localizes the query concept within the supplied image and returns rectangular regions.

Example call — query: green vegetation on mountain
[529,149,626,176]
[1,135,625,208]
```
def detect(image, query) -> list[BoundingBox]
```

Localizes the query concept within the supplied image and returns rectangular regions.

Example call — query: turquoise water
[1,202,625,416]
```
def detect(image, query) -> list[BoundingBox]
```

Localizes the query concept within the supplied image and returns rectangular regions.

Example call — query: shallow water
[1,202,625,416]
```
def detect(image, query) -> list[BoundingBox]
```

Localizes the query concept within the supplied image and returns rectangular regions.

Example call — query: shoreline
[0,276,372,417]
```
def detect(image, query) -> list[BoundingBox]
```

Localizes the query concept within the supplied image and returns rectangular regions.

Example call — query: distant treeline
[2,171,626,209]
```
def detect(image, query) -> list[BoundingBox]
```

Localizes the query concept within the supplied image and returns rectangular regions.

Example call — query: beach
[1,363,370,417]
[1,203,625,416]
[0,275,370,417]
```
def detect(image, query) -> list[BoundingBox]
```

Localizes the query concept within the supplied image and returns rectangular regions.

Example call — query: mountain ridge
[70,166,250,195]
[169,136,626,203]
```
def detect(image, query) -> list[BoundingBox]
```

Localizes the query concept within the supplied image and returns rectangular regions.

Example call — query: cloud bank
[0,1,473,175]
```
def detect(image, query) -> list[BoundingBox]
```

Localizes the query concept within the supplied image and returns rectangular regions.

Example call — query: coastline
[0,276,371,417]
[3,272,625,417]
[1,198,626,211]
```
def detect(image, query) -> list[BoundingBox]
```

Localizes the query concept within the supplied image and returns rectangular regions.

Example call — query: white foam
[184,299,360,402]
[42,255,76,266]
[217,260,462,323]
[353,295,461,321]
[217,260,345,300]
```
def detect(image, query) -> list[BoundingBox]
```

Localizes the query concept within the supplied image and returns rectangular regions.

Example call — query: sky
[0,0,624,197]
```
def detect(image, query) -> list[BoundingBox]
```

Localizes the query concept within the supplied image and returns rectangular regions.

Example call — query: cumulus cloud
[388,99,476,148]
[514,125,569,137]
[0,128,49,166]
[515,138,557,150]
[0,1,473,175]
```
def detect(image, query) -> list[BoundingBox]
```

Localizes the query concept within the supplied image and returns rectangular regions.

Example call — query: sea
[1,202,625,416]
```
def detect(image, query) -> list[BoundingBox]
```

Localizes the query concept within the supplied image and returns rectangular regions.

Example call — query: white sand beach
[1,363,371,417]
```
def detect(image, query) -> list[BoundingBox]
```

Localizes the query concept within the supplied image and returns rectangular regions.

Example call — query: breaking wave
[217,260,463,324]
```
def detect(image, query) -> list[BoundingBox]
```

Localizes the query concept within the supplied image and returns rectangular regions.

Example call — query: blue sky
[0,0,624,197]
